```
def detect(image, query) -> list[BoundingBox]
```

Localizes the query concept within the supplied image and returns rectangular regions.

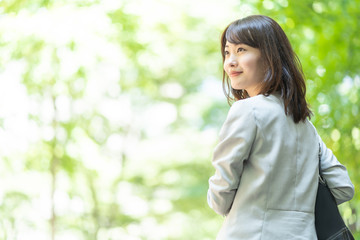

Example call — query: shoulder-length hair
[221,15,312,123]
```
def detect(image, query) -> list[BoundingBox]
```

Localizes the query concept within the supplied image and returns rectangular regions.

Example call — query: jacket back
[207,94,354,240]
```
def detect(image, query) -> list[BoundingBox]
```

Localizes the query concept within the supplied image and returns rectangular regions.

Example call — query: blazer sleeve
[207,100,257,216]
[318,134,355,205]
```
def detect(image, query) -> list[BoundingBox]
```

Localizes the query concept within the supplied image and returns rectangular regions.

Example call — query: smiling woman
[207,15,355,240]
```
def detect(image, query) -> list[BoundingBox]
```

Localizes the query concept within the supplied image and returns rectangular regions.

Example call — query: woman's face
[223,41,265,97]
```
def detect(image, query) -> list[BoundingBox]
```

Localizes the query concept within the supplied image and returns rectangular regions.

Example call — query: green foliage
[0,0,359,239]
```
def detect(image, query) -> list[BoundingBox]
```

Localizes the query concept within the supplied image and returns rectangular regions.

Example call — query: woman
[207,15,354,239]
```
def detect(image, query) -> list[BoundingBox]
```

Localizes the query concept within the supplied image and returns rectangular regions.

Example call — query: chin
[230,81,242,90]
[230,84,243,90]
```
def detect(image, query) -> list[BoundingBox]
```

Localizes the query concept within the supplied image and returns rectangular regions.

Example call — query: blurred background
[0,0,359,239]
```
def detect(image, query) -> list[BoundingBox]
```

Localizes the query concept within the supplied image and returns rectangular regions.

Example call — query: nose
[227,56,238,68]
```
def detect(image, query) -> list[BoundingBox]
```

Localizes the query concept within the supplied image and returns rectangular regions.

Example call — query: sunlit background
[0,0,359,239]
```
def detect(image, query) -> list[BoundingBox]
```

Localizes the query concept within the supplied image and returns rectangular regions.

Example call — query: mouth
[229,71,242,77]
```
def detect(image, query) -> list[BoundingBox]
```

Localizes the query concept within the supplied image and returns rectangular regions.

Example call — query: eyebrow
[225,43,245,48]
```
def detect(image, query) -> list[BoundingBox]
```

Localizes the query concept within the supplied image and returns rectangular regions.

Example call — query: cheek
[240,55,258,71]
[223,61,228,73]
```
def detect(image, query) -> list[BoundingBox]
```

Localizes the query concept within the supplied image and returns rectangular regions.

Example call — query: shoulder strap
[318,142,326,184]
[318,142,321,174]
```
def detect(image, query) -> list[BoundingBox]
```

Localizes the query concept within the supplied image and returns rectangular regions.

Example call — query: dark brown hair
[221,15,312,123]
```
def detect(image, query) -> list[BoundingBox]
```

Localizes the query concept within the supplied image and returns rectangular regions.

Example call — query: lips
[229,71,243,77]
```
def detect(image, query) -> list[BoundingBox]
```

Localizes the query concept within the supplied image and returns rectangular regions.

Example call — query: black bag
[315,144,354,240]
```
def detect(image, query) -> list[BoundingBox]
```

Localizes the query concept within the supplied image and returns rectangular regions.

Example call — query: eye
[224,50,229,55]
[237,47,245,52]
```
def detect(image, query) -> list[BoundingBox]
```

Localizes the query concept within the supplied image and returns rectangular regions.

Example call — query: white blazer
[207,94,354,240]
